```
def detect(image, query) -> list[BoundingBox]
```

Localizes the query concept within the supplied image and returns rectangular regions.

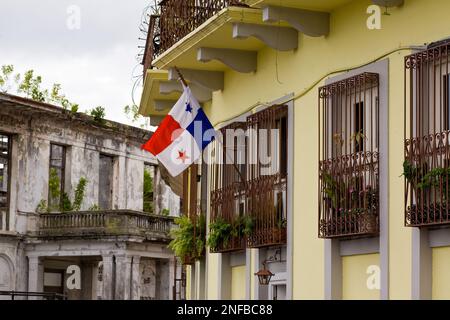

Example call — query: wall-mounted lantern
[255,262,274,286]
[254,248,285,286]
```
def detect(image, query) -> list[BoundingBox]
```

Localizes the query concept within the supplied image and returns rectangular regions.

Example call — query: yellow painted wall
[432,247,450,299]
[156,0,450,299]
[231,266,246,300]
[342,254,380,300]
[186,266,192,300]
[206,253,219,299]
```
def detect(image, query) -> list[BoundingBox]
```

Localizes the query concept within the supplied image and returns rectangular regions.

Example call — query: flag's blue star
[185,103,193,113]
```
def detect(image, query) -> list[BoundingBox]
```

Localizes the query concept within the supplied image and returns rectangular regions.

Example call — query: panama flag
[142,85,215,177]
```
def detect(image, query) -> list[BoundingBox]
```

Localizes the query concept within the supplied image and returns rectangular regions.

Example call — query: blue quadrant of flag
[186,108,215,150]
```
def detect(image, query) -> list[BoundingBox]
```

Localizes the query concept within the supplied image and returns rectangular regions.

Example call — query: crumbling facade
[0,93,181,300]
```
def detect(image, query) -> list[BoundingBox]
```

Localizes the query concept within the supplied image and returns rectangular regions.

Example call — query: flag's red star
[177,149,189,163]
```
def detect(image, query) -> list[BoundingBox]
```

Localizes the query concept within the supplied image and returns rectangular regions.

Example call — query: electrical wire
[212,45,425,127]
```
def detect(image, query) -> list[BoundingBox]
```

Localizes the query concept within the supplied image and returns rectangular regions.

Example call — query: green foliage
[143,168,153,213]
[36,200,49,213]
[18,70,47,102]
[207,217,233,249]
[401,160,418,181]
[61,192,73,212]
[321,172,341,210]
[48,168,61,201]
[0,65,19,93]
[89,106,106,124]
[232,215,254,238]
[161,208,170,216]
[402,161,450,198]
[72,177,88,211]
[169,216,195,259]
[123,104,141,122]
[195,214,206,256]
[1,65,79,111]
[277,217,287,229]
[71,104,79,113]
[169,215,206,260]
[88,204,101,211]
[37,176,88,213]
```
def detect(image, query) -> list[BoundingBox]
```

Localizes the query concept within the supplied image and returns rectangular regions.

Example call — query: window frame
[0,133,11,231]
[48,143,67,209]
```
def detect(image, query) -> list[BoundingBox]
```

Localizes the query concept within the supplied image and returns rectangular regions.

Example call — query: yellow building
[139,0,450,300]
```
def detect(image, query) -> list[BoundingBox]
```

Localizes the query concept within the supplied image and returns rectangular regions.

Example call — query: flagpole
[174,66,188,87]
[174,66,247,186]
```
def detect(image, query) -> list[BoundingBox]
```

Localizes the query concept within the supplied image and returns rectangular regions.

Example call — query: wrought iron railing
[143,0,246,71]
[210,182,247,253]
[318,72,380,239]
[142,15,160,74]
[405,132,450,227]
[404,40,450,227]
[319,152,379,238]
[246,173,287,248]
[37,210,174,241]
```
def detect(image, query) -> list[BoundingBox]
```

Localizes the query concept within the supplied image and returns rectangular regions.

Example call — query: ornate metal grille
[246,105,288,248]
[143,0,247,72]
[405,41,450,227]
[318,73,380,239]
[210,122,247,253]
[142,15,160,73]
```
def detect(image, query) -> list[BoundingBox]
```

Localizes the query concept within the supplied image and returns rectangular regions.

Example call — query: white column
[27,256,43,300]
[115,255,132,300]
[169,258,176,300]
[131,256,141,300]
[101,255,114,300]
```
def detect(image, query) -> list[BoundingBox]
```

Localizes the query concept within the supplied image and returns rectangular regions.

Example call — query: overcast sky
[0,0,151,127]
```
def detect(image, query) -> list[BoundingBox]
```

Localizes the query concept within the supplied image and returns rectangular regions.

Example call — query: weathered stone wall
[0,105,158,232]
[0,101,179,297]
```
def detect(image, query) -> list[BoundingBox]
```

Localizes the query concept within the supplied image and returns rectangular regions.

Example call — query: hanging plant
[207,217,232,250]
[232,215,254,238]
[169,214,206,263]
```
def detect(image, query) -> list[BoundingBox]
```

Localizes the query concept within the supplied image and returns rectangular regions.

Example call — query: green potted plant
[207,217,232,251]
[169,215,206,265]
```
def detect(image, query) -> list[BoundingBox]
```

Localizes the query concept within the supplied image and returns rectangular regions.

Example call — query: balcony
[210,182,247,253]
[318,72,380,239]
[36,210,175,242]
[246,173,287,247]
[144,0,247,70]
[404,41,450,228]
[404,132,450,227]
[319,152,379,238]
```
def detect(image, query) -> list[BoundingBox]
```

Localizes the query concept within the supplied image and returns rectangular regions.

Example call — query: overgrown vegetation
[48,168,61,210]
[88,106,106,124]
[36,177,88,213]
[0,65,79,112]
[143,168,153,213]
[72,177,88,211]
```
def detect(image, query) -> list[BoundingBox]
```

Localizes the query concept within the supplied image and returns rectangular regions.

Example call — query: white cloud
[0,0,151,128]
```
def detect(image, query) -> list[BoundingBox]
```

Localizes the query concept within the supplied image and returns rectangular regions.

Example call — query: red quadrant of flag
[142,115,183,156]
